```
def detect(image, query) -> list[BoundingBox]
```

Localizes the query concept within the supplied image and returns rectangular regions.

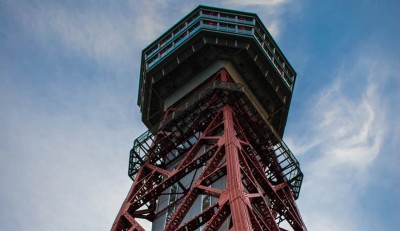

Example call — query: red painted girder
[201,199,230,231]
[241,149,306,230]
[176,203,220,231]
[176,110,223,169]
[164,143,226,230]
[129,144,219,211]
[223,106,253,231]
[238,148,279,230]
[197,184,224,198]
[145,163,172,178]
[164,187,199,230]
[111,164,150,231]
[124,213,145,231]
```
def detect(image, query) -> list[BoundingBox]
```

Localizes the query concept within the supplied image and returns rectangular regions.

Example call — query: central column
[223,105,252,231]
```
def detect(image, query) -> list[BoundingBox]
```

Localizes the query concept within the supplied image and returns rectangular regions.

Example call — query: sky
[0,0,399,230]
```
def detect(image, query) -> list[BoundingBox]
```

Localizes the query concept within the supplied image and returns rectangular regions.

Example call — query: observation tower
[112,5,307,231]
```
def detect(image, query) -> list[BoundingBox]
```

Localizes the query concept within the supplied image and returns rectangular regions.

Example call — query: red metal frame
[112,69,306,231]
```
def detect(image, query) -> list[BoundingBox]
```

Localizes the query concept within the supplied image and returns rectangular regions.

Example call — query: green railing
[142,8,295,91]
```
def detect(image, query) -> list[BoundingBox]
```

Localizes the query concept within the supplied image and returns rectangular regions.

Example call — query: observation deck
[138,5,297,137]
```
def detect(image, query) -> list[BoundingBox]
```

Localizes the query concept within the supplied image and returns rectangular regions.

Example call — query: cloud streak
[220,0,294,39]
[1,1,398,230]
[286,43,396,230]
[313,78,384,169]
[5,1,175,71]
[223,0,289,6]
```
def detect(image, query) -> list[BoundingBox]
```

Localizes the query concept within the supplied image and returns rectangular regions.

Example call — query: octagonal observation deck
[138,5,297,137]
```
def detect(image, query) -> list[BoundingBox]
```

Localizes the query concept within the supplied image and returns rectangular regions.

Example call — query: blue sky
[0,0,399,230]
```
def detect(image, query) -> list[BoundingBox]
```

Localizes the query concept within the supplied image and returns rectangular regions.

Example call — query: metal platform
[138,6,297,136]
[112,5,307,231]
[130,77,303,199]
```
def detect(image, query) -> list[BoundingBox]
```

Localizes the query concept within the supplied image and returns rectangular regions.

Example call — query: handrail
[129,81,303,198]
[142,11,295,90]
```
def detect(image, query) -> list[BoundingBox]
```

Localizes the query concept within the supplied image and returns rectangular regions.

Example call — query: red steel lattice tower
[112,6,307,231]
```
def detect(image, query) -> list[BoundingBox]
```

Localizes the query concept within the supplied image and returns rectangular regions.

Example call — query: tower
[112,6,306,231]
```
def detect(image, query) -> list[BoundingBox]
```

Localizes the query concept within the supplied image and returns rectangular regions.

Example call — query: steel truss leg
[112,69,306,231]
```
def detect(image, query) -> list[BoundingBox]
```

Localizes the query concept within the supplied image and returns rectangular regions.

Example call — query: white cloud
[287,45,396,230]
[21,4,124,65]
[313,79,384,169]
[0,2,155,230]
[129,0,170,42]
[6,1,397,230]
[10,0,291,66]
[218,0,294,40]
[266,20,281,38]
[0,67,145,230]
[223,0,289,6]
[8,1,172,70]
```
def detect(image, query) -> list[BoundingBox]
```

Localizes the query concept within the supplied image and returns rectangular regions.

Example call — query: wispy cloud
[0,1,156,230]
[129,0,170,43]
[220,0,295,39]
[2,1,397,231]
[286,43,397,230]
[6,1,173,70]
[312,79,384,169]
[15,4,120,66]
[223,0,289,6]
[266,20,281,39]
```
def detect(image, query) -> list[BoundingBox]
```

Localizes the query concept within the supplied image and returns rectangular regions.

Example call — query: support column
[223,105,252,231]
